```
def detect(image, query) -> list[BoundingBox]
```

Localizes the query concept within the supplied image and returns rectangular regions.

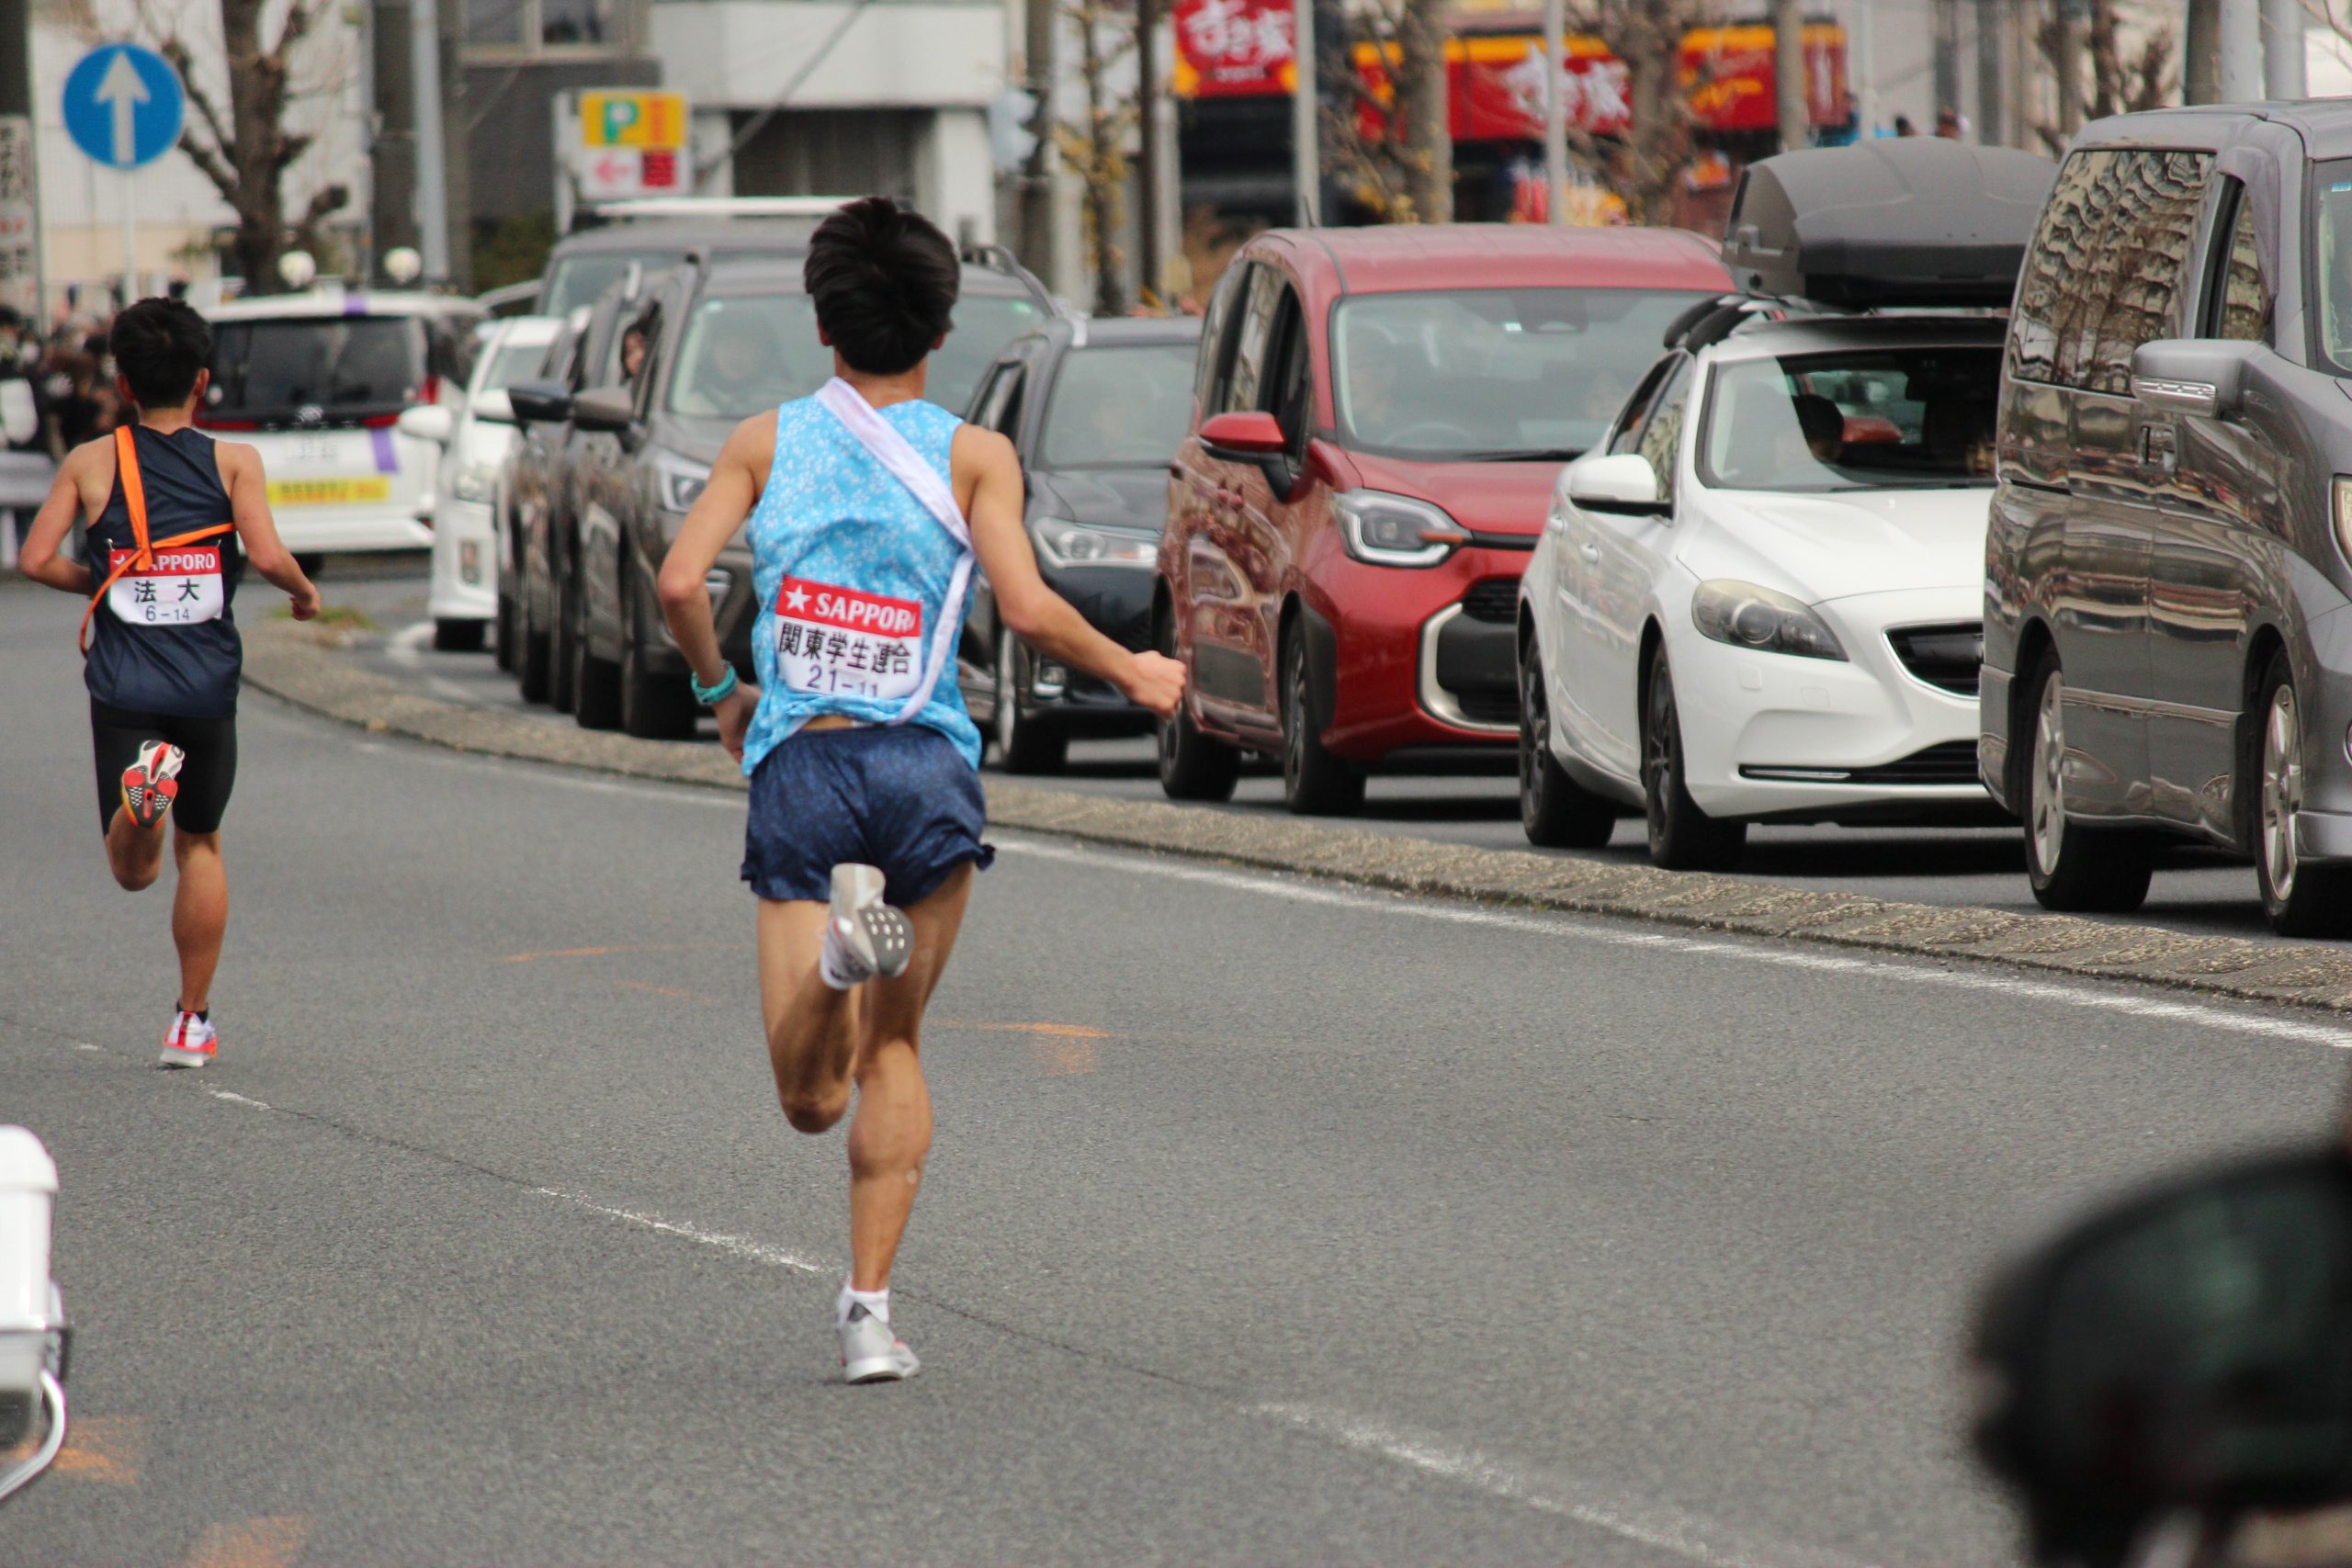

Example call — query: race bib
[107,547,225,626]
[775,575,924,701]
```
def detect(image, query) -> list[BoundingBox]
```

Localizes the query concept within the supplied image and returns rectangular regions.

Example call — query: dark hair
[803,197,960,377]
[111,298,212,408]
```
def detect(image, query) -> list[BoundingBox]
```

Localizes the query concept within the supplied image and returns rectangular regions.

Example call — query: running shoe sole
[120,741,185,830]
[157,1043,215,1070]
[842,1349,921,1383]
[829,864,914,983]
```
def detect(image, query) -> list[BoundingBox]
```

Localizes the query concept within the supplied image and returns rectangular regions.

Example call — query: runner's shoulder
[724,407,780,469]
[948,421,1015,475]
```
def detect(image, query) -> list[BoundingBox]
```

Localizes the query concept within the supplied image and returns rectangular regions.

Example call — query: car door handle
[1578,543,1600,560]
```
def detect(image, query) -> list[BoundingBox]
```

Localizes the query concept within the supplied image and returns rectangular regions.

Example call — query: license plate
[268,477,393,507]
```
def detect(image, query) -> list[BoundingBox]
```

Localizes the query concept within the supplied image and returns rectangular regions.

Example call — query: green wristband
[691,665,739,706]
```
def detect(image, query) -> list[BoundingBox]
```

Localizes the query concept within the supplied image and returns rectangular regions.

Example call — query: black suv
[561,250,1060,738]
[956,315,1202,771]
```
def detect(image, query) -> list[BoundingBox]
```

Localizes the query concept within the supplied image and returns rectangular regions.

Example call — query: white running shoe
[159,1010,217,1069]
[120,740,185,829]
[821,863,914,987]
[838,1303,920,1383]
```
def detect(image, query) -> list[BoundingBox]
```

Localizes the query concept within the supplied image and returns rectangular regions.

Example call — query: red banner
[1173,0,1297,99]
[1681,22,1847,131]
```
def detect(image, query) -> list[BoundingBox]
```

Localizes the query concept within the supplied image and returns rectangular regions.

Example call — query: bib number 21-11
[775,575,923,702]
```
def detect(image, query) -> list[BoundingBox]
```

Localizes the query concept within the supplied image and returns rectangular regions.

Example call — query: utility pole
[1975,0,2004,145]
[1543,0,1566,220]
[1932,0,1961,121]
[2262,0,2306,98]
[1136,0,1161,303]
[1774,0,1806,153]
[0,0,41,318]
[1021,0,1055,272]
[1291,0,1317,224]
[2220,0,2262,99]
[2053,0,2084,135]
[2185,0,2221,104]
[371,0,421,276]
[1852,0,1876,141]
[411,0,451,283]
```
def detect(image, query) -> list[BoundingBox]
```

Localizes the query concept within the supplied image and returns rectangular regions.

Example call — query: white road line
[533,1187,831,1275]
[991,834,2352,1052]
[206,1089,272,1111]
[1256,1404,1882,1568]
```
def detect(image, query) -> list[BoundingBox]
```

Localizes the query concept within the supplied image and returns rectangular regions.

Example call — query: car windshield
[933,294,1053,416]
[665,295,832,418]
[1041,344,1197,468]
[1332,288,1709,461]
[2312,163,2352,370]
[1698,346,2001,492]
[481,335,554,391]
[209,316,427,418]
[542,253,671,316]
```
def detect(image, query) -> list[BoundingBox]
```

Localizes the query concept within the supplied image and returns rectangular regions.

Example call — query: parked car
[198,289,483,559]
[1156,225,1729,814]
[1520,140,2055,867]
[958,314,1203,771]
[533,217,822,318]
[558,249,1060,738]
[1981,103,2352,936]
[492,305,590,673]
[397,314,561,650]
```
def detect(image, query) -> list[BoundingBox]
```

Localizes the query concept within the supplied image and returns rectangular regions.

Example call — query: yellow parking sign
[580,91,687,150]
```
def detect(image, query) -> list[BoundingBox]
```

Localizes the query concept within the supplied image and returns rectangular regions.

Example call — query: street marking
[207,1089,272,1111]
[1034,1038,1100,1076]
[1257,1404,1879,1568]
[535,1188,830,1275]
[181,1515,309,1568]
[500,943,745,964]
[993,836,2352,1052]
[607,977,728,1003]
[74,1042,104,1053]
[936,1020,1114,1039]
[50,1416,142,1483]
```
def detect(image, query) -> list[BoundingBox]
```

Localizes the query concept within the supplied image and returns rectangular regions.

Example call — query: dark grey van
[1983,103,2352,936]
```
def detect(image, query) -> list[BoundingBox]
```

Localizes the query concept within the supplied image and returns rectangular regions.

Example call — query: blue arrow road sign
[62,44,184,171]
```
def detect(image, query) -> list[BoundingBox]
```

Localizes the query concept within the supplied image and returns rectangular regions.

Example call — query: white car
[200,288,484,558]
[1518,313,2005,868]
[398,315,561,650]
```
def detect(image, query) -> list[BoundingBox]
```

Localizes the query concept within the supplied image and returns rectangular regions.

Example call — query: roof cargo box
[1723,140,2057,309]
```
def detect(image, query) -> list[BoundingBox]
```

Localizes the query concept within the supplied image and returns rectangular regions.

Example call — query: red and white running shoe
[159,1010,217,1070]
[120,740,185,829]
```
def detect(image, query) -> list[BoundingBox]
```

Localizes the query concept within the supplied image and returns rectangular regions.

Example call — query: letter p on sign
[579,91,687,150]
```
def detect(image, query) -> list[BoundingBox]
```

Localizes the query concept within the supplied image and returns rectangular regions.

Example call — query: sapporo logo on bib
[107,546,225,626]
[775,575,923,701]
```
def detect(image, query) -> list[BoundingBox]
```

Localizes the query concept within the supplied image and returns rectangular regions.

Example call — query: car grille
[1455,688,1521,725]
[1458,579,1519,625]
[1885,621,1983,697]
[1740,741,1982,787]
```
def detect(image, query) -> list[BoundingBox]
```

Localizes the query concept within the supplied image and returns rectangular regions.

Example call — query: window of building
[466,0,631,54]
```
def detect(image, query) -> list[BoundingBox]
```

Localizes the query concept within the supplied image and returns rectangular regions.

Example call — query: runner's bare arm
[657,412,772,759]
[220,444,321,619]
[17,445,99,592]
[956,424,1184,720]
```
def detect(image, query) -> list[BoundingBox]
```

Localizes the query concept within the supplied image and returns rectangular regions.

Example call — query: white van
[199,290,484,556]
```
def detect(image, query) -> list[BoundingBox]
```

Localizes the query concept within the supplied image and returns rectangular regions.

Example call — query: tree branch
[273,0,321,62]
[175,130,241,204]
[158,35,237,158]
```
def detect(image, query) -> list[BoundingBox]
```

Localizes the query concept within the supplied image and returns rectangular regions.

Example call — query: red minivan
[1156,225,1730,813]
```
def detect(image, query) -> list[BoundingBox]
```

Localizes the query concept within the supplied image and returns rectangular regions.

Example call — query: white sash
[811,378,974,725]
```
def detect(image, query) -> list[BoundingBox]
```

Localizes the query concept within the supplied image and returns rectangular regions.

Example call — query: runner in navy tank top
[18,299,321,1069]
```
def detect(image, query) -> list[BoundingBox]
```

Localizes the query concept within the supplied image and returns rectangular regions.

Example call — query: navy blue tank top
[83,426,243,718]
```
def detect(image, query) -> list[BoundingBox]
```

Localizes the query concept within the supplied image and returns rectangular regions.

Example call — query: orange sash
[78,426,235,655]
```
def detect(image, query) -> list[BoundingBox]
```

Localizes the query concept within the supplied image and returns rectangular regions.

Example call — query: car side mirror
[397,404,455,446]
[1566,452,1667,517]
[470,389,515,425]
[506,379,572,425]
[1972,1147,2352,1562]
[2131,338,2260,420]
[569,385,636,436]
[1200,410,1287,463]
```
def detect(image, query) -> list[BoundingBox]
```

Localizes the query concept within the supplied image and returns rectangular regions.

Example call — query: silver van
[1982,103,2352,936]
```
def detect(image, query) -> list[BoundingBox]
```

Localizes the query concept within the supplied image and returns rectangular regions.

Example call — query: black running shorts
[88,698,238,835]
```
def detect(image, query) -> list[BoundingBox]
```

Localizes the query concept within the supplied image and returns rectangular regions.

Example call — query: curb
[242,617,2352,1021]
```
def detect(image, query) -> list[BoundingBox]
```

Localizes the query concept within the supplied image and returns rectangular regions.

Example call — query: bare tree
[2034,0,2176,152]
[1563,0,1713,227]
[1323,0,1452,223]
[1057,0,1136,312]
[138,0,352,290]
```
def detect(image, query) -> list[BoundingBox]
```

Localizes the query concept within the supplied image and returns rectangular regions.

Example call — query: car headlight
[450,459,500,504]
[657,451,711,514]
[1031,518,1157,569]
[1690,579,1848,661]
[1334,490,1467,569]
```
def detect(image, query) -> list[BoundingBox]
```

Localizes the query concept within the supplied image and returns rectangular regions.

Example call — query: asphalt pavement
[9,570,2352,1565]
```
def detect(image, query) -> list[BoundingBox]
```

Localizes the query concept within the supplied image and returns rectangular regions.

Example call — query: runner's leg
[171,828,227,1014]
[847,863,972,1292]
[105,806,165,891]
[757,898,864,1133]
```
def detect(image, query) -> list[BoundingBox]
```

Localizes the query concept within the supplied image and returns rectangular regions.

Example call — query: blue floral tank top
[739,395,981,776]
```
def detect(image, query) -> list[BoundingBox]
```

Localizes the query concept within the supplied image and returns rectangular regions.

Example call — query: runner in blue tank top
[18,299,321,1069]
[657,198,1184,1383]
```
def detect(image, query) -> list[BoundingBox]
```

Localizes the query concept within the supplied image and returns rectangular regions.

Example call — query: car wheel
[2021,653,2153,913]
[549,552,580,714]
[1154,607,1238,803]
[2250,650,2351,936]
[516,587,553,704]
[1281,627,1363,817]
[493,589,517,672]
[619,575,697,741]
[994,624,1069,774]
[1641,649,1745,871]
[433,617,485,654]
[572,569,622,731]
[1519,631,1615,850]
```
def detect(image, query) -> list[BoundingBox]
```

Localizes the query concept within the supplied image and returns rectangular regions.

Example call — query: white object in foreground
[0,1126,67,1505]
